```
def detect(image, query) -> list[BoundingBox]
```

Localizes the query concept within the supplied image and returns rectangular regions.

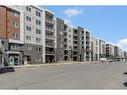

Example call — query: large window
[12,11,19,17]
[12,33,18,39]
[26,36,31,41]
[26,6,31,12]
[10,44,19,50]
[36,20,41,26]
[36,38,41,43]
[26,45,32,50]
[12,21,19,28]
[26,26,31,31]
[36,11,41,17]
[36,47,41,52]
[36,28,41,35]
[26,16,31,22]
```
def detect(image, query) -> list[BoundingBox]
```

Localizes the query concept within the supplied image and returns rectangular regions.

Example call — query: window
[11,44,19,50]
[69,46,71,49]
[12,11,19,17]
[12,33,18,39]
[12,21,19,28]
[36,47,41,52]
[36,11,41,17]
[26,26,31,31]
[36,38,41,43]
[26,16,31,21]
[36,20,41,26]
[36,28,41,35]
[26,45,32,50]
[69,35,71,38]
[59,24,63,29]
[26,36,31,40]
[26,6,31,12]
[69,29,71,32]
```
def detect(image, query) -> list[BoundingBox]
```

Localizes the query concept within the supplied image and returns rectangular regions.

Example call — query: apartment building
[91,36,99,61]
[119,49,125,60]
[55,18,74,62]
[99,39,106,59]
[73,28,78,61]
[114,46,120,60]
[11,6,56,64]
[124,51,127,60]
[106,43,114,60]
[63,24,69,61]
[114,46,119,57]
[44,9,55,63]
[84,29,91,61]
[0,6,24,66]
[11,6,44,65]
[66,27,73,61]
[55,18,65,62]
[72,27,85,61]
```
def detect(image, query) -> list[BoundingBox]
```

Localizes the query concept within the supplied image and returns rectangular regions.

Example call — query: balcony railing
[46,43,54,47]
[86,37,90,40]
[73,43,78,46]
[46,26,54,32]
[46,17,53,23]
[73,48,78,51]
[73,33,78,36]
[46,35,54,40]
[46,51,55,55]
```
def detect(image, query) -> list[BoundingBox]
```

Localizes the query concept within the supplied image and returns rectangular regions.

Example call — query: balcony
[86,37,90,40]
[86,31,90,36]
[64,39,67,44]
[46,26,54,32]
[73,48,78,51]
[73,54,78,57]
[73,37,78,41]
[45,17,53,24]
[46,43,54,48]
[46,34,54,40]
[46,51,55,55]
[64,45,68,50]
[73,43,78,46]
[64,51,68,56]
[73,33,78,36]
[86,55,90,58]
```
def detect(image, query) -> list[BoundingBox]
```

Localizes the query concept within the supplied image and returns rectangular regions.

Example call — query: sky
[41,6,127,51]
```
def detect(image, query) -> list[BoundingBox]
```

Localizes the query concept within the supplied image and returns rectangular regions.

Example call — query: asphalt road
[0,62,127,89]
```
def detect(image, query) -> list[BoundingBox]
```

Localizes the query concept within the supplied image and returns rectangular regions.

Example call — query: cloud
[63,8,83,17]
[117,39,127,51]
[64,18,74,27]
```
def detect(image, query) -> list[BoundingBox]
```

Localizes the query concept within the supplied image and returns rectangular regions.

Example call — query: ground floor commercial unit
[0,39,44,66]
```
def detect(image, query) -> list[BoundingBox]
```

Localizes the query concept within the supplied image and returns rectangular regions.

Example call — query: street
[0,62,127,89]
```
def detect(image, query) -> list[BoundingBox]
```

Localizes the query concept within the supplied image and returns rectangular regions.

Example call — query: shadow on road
[0,67,15,74]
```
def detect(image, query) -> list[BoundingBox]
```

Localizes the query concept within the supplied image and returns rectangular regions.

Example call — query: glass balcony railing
[46,51,55,54]
[46,35,54,39]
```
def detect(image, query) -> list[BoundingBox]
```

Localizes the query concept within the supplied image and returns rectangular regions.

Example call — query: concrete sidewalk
[7,61,94,70]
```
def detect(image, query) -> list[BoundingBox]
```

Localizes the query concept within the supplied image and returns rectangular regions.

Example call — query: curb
[13,62,90,69]
[2,61,100,70]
